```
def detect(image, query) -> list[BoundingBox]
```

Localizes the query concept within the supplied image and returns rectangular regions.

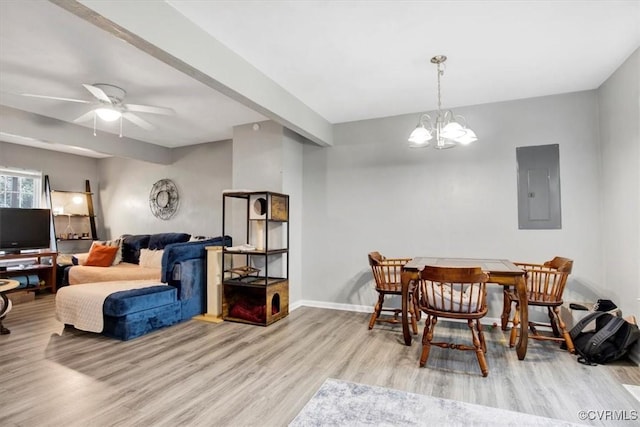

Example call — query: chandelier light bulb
[456,129,478,145]
[441,121,465,139]
[408,125,432,147]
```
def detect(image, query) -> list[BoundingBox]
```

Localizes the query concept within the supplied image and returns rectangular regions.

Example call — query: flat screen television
[0,207,51,254]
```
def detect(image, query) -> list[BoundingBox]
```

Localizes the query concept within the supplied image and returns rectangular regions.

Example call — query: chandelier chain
[436,63,442,113]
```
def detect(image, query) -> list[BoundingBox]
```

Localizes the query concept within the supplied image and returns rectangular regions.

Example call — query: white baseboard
[290,299,371,313]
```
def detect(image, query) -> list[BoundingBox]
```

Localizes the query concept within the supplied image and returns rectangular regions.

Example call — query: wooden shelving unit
[221,191,289,326]
[48,179,97,254]
[0,250,58,293]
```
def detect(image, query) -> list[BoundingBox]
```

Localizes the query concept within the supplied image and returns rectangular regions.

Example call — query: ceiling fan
[21,83,175,136]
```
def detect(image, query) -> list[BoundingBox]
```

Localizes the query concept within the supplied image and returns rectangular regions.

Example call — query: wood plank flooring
[1,294,638,426]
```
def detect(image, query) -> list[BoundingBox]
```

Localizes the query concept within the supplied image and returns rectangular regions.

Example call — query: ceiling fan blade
[82,84,112,104]
[73,110,95,123]
[122,112,155,130]
[125,103,175,115]
[21,93,91,104]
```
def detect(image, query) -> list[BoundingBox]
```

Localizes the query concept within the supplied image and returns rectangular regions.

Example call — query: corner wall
[598,48,640,347]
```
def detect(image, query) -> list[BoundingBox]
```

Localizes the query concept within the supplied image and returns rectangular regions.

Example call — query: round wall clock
[149,179,179,220]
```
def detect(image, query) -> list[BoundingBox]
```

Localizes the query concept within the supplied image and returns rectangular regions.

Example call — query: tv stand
[0,250,58,293]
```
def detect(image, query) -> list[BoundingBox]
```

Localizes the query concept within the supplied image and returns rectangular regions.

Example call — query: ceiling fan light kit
[95,107,121,122]
[408,55,478,149]
[19,82,175,138]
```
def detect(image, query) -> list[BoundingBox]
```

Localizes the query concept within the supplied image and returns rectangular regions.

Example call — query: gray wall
[0,140,103,239]
[0,140,231,242]
[598,48,639,338]
[231,121,304,305]
[3,51,638,340]
[282,129,305,305]
[302,91,603,320]
[97,140,232,239]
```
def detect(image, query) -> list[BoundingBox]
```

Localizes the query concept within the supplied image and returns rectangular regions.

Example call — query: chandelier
[408,55,478,149]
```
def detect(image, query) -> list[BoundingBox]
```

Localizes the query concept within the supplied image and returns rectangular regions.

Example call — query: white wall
[598,48,640,321]
[97,140,232,239]
[302,91,603,318]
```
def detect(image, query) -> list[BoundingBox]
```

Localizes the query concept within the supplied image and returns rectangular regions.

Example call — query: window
[0,168,43,208]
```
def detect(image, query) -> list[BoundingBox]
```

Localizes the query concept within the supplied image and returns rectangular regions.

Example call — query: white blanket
[430,283,482,312]
[55,280,164,333]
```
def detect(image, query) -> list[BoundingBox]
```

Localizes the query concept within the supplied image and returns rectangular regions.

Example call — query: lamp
[408,55,478,149]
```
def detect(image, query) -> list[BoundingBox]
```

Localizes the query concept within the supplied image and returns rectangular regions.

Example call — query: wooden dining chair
[504,257,575,353]
[411,265,490,377]
[367,252,418,334]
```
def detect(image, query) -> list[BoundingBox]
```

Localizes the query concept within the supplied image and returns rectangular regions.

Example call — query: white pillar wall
[231,121,304,306]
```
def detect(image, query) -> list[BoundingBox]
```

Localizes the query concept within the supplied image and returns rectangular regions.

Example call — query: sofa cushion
[139,249,164,269]
[148,232,191,250]
[84,244,119,267]
[103,285,177,317]
[103,301,181,341]
[90,237,123,265]
[121,234,151,264]
[68,263,160,285]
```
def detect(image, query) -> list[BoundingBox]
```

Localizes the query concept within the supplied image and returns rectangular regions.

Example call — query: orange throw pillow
[84,244,119,267]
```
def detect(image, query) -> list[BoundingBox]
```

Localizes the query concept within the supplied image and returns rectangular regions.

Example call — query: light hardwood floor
[1,294,638,426]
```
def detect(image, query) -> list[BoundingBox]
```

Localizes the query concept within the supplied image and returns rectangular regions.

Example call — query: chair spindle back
[418,266,488,315]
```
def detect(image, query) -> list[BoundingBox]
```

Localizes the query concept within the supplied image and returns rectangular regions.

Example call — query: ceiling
[1,0,639,160]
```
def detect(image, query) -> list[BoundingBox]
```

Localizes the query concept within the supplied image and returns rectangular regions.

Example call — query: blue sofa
[100,236,231,340]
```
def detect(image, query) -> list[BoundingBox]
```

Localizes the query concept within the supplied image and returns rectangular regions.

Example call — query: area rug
[289,378,583,426]
[623,384,640,403]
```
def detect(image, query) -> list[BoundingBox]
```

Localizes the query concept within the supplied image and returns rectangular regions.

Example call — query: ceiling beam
[53,0,333,147]
[0,106,173,164]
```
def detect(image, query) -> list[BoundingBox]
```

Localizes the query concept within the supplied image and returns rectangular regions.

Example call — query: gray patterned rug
[289,379,584,426]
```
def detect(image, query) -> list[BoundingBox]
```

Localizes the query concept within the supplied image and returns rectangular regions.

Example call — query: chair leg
[419,315,436,367]
[469,319,489,377]
[548,307,561,337]
[368,294,385,329]
[412,291,422,323]
[552,306,575,353]
[411,315,418,335]
[0,317,9,335]
[477,319,487,353]
[501,289,512,331]
[509,302,520,348]
[408,302,418,335]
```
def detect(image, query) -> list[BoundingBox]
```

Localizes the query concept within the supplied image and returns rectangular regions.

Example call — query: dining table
[401,257,530,360]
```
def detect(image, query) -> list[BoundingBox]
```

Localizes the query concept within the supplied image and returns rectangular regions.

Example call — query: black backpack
[570,311,640,365]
